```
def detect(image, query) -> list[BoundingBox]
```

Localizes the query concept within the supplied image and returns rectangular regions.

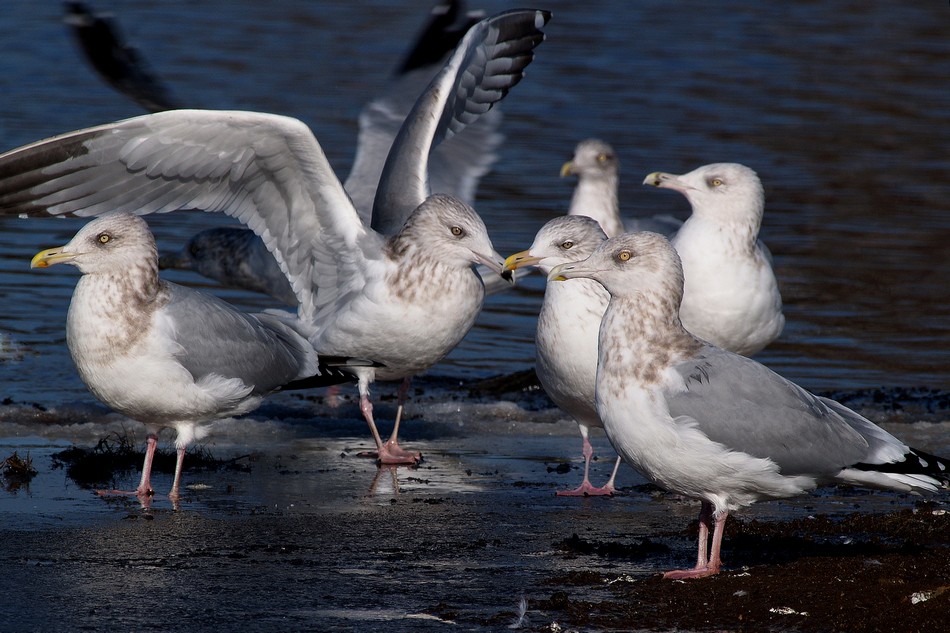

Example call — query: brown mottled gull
[550,232,949,579]
[31,212,353,501]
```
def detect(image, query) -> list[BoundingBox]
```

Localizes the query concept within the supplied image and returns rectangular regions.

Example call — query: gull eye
[596,153,608,163]
[560,240,574,250]
[710,177,723,187]
[451,226,464,237]
[97,233,112,244]
[617,250,632,262]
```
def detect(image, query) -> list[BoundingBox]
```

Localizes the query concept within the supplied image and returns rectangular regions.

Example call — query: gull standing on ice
[0,9,552,464]
[644,163,784,355]
[505,216,621,496]
[561,138,681,238]
[550,232,950,579]
[31,213,356,501]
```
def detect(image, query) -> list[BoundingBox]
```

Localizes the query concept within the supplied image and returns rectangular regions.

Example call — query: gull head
[397,194,507,277]
[560,138,618,182]
[548,231,684,301]
[642,163,764,224]
[505,215,607,274]
[31,212,158,275]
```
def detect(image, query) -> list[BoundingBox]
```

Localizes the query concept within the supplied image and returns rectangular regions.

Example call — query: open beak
[475,249,513,282]
[31,246,74,269]
[503,250,542,272]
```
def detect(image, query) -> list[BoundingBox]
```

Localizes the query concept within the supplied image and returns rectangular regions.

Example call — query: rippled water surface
[0,1,948,407]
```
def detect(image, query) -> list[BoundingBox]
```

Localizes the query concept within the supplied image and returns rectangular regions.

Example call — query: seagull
[64,1,511,302]
[550,232,950,579]
[505,216,621,496]
[30,212,357,501]
[507,164,783,494]
[643,163,784,355]
[0,8,549,464]
[561,138,682,237]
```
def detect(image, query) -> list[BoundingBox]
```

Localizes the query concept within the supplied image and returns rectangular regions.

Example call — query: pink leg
[135,433,158,498]
[663,502,727,579]
[325,384,342,408]
[557,428,615,497]
[168,444,186,501]
[358,379,419,465]
[96,432,157,502]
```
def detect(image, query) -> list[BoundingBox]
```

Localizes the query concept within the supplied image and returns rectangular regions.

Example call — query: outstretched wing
[0,109,381,323]
[371,8,551,235]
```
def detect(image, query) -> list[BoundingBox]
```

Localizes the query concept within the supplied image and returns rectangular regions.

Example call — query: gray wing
[0,109,381,324]
[345,0,500,224]
[370,8,550,235]
[665,345,874,475]
[162,283,318,394]
[346,76,503,226]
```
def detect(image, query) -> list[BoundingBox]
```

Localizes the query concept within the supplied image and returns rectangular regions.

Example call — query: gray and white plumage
[561,138,682,238]
[504,216,622,495]
[643,162,784,355]
[0,99,517,463]
[30,212,334,500]
[139,3,536,302]
[550,232,949,579]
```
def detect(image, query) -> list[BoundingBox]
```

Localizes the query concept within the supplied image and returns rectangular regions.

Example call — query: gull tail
[845,448,950,493]
[280,356,382,391]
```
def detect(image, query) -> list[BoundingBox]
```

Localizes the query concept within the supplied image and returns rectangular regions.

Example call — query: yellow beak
[560,160,575,178]
[31,247,73,269]
[503,250,542,271]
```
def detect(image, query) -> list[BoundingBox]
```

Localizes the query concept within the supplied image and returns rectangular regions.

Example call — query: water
[1,1,949,409]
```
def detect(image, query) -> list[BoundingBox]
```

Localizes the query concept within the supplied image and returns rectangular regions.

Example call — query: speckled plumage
[551,232,950,579]
[32,212,324,500]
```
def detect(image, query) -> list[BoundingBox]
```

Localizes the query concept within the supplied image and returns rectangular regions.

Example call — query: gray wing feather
[665,345,873,475]
[0,109,378,324]
[371,9,550,234]
[162,283,318,393]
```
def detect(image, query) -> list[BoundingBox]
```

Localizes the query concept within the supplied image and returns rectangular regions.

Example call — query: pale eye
[596,153,608,163]
[617,250,631,262]
[710,178,723,187]
[97,233,112,244]
[451,226,464,237]
[560,240,574,250]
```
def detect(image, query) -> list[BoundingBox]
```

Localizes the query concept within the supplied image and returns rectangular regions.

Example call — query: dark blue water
[0,1,948,404]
